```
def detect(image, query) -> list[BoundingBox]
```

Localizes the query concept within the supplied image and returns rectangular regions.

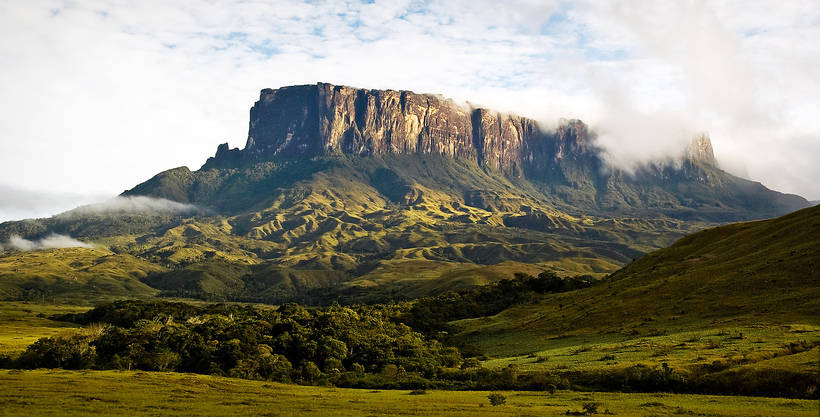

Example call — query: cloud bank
[0,234,93,252]
[1,0,818,207]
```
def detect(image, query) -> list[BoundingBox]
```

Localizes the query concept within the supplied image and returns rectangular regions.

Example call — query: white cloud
[60,196,199,217]
[0,0,818,215]
[575,0,820,196]
[0,186,198,222]
[1,234,93,251]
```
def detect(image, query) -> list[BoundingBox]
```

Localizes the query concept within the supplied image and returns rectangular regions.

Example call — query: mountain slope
[0,83,810,303]
[454,204,820,355]
[0,247,162,303]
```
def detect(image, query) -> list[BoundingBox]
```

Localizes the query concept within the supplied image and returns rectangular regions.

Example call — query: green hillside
[0,248,162,304]
[1,207,817,401]
[0,83,810,303]
[0,149,808,303]
[453,204,820,356]
[0,155,715,303]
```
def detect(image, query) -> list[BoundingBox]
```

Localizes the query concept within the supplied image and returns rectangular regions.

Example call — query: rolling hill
[453,204,820,356]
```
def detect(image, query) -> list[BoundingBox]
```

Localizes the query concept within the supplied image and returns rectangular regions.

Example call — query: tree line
[1,271,816,398]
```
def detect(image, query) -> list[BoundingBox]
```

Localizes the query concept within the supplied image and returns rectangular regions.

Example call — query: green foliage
[487,393,506,406]
[2,298,819,398]
[18,300,462,386]
[18,334,95,369]
[402,271,594,335]
[582,402,600,414]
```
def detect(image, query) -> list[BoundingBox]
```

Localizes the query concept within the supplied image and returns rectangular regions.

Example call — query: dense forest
[1,272,816,398]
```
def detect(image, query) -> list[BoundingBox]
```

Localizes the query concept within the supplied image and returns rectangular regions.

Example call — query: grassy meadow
[1,369,817,417]
[0,302,90,355]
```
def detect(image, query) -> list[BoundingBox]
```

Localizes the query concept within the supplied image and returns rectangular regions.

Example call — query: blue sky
[1,0,819,220]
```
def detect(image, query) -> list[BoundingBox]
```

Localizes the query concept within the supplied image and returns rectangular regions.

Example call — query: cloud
[0,185,197,222]
[0,234,93,252]
[573,0,820,195]
[0,0,818,203]
[59,196,200,218]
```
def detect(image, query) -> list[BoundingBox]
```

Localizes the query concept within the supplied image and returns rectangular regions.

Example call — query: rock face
[207,83,593,176]
[686,133,717,166]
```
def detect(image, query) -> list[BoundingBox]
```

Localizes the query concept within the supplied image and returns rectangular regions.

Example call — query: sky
[1,0,819,221]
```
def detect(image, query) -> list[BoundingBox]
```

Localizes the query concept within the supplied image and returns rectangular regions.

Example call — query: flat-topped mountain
[203,83,594,176]
[0,83,810,304]
[171,83,805,222]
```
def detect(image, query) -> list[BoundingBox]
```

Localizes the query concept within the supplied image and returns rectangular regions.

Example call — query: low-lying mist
[0,234,93,252]
[58,196,200,218]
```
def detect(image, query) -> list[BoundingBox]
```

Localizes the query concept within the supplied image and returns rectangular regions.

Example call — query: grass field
[0,302,90,354]
[480,324,820,374]
[1,369,817,417]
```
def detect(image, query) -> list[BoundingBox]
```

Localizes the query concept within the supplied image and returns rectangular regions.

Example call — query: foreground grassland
[1,369,817,417]
[0,302,89,354]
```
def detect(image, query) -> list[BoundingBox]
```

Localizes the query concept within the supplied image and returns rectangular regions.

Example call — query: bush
[487,393,506,406]
[0,354,14,368]
[582,402,600,414]
[461,357,481,369]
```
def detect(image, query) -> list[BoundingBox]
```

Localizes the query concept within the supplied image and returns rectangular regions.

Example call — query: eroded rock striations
[204,83,598,176]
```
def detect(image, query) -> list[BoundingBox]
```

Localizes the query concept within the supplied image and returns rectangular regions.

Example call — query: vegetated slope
[115,151,807,304]
[0,154,710,303]
[0,83,810,303]
[0,248,162,304]
[454,204,820,355]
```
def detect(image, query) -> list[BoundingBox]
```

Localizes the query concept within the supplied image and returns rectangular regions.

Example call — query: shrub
[582,402,600,414]
[487,393,506,406]
[351,362,365,375]
[461,357,481,369]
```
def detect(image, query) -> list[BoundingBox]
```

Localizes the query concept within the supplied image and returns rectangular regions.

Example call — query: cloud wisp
[0,184,200,222]
[0,234,93,252]
[61,196,200,217]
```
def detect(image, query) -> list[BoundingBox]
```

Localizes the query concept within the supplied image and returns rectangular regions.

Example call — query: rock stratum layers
[206,83,602,176]
[142,82,808,223]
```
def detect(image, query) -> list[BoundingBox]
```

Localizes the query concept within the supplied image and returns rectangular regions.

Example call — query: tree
[298,361,322,384]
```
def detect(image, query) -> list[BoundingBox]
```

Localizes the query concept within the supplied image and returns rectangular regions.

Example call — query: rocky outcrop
[204,83,593,176]
[686,133,717,166]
